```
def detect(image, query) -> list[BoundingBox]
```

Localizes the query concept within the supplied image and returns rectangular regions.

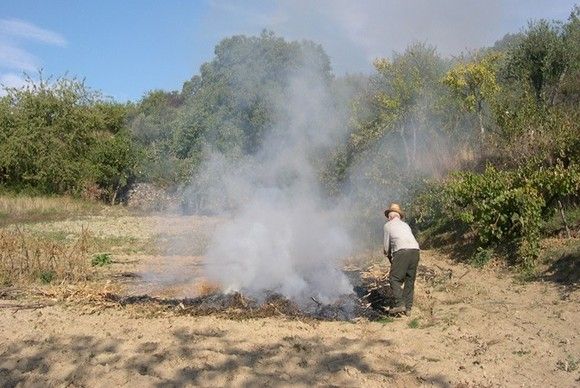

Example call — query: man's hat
[384,203,404,218]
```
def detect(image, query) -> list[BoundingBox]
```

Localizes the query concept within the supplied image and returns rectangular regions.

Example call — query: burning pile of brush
[105,264,399,321]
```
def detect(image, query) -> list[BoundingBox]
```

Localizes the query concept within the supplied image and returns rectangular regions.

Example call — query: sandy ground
[1,215,579,387]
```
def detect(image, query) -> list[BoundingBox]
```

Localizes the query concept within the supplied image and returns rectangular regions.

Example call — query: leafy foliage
[130,31,333,186]
[0,75,138,201]
[407,9,580,269]
[414,163,580,267]
[504,19,568,105]
[443,53,501,134]
[91,252,112,267]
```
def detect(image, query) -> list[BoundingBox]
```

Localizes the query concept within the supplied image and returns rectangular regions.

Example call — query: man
[383,203,420,316]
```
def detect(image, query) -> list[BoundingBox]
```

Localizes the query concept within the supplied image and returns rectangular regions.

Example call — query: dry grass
[0,195,124,226]
[0,195,93,214]
[193,279,222,296]
[0,226,93,286]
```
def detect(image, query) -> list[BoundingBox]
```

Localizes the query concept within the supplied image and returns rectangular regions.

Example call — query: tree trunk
[477,101,485,135]
[400,126,410,169]
[412,121,417,166]
[111,184,120,205]
[558,200,572,239]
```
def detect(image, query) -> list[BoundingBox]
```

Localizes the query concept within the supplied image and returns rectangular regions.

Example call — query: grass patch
[29,230,71,242]
[408,318,420,328]
[469,247,494,268]
[515,266,538,282]
[19,226,157,256]
[0,195,111,227]
[377,316,395,324]
[556,355,578,372]
[94,235,157,255]
[39,270,56,284]
[91,253,113,267]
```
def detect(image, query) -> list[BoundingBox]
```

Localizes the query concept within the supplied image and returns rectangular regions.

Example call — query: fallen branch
[0,302,55,310]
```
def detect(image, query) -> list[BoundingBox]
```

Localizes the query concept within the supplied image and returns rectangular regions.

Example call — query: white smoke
[202,64,355,304]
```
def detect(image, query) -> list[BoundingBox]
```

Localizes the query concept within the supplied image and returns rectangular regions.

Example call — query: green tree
[0,75,137,200]
[443,53,501,135]
[370,43,448,168]
[505,19,567,105]
[129,31,335,186]
[560,6,580,105]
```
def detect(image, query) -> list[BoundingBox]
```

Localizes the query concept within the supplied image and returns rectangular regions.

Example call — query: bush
[413,162,580,268]
[0,75,138,202]
[471,247,495,267]
[39,271,55,284]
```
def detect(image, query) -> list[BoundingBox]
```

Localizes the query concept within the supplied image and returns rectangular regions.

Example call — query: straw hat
[384,203,404,218]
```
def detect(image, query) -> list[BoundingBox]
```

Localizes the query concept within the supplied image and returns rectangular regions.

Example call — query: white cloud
[257,0,503,70]
[0,18,66,46]
[0,18,66,88]
[0,72,27,96]
[204,0,576,74]
[0,42,38,71]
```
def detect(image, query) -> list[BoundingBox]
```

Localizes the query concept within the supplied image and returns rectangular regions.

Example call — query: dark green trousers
[389,249,420,310]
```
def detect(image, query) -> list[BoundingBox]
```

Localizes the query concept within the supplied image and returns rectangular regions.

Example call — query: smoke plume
[201,63,355,304]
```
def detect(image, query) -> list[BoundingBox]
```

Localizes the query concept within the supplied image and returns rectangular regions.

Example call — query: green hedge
[413,162,580,268]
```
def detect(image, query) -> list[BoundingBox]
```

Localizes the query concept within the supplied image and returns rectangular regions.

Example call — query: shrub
[0,76,138,202]
[413,162,580,268]
[471,247,495,267]
[39,271,55,284]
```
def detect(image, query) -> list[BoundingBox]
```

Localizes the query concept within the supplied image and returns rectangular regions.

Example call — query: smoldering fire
[201,66,356,305]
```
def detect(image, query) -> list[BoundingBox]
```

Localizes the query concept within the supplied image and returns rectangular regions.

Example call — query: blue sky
[0,1,577,101]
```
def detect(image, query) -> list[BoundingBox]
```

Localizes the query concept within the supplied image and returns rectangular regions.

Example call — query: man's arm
[383,225,391,262]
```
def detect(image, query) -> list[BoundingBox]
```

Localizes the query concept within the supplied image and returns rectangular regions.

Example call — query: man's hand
[383,248,392,263]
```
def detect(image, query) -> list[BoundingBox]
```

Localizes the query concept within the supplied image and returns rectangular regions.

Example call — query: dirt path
[0,215,578,387]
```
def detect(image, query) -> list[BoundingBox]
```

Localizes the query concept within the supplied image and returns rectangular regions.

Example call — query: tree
[90,128,139,204]
[369,43,447,168]
[129,31,336,186]
[505,20,567,105]
[560,6,580,105]
[0,75,137,200]
[443,53,501,135]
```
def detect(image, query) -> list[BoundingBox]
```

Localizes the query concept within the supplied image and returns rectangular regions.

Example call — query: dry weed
[0,226,93,285]
[0,195,87,214]
[193,279,222,296]
[0,195,124,227]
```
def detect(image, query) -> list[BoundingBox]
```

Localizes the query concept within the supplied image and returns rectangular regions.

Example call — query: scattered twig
[0,302,55,310]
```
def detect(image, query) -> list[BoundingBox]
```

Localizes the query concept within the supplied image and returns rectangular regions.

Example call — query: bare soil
[1,214,578,387]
